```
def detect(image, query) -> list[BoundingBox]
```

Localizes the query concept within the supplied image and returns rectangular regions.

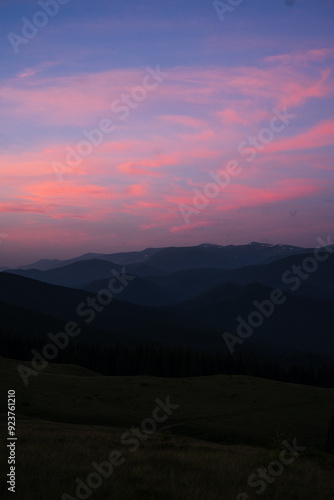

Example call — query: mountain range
[1,242,333,363]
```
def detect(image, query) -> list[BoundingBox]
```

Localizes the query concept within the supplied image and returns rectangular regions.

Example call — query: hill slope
[1,356,332,449]
[168,282,334,357]
[0,273,221,351]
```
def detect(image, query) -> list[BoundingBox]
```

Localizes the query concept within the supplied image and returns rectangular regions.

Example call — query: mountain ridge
[6,241,314,272]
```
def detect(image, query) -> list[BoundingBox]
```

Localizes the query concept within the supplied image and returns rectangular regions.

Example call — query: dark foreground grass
[1,356,334,499]
[1,357,333,449]
[0,418,333,500]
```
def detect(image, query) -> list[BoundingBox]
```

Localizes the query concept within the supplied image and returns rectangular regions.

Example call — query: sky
[0,0,333,267]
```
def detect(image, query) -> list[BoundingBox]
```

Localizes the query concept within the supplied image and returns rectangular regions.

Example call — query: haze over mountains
[5,241,334,302]
[5,242,313,272]
[1,242,333,363]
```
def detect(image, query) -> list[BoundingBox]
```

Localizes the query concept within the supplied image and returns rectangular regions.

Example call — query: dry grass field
[1,357,333,499]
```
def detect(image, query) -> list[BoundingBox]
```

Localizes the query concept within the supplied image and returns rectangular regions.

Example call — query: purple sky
[0,0,333,267]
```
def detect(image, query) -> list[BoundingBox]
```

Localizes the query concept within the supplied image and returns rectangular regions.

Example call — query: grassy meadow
[1,356,333,499]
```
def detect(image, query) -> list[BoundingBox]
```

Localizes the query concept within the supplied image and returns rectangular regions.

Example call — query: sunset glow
[1,0,333,266]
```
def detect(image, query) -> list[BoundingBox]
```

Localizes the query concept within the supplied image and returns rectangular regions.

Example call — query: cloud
[265,47,334,66]
[266,119,334,153]
[216,108,248,125]
[170,220,215,234]
[1,51,333,262]
[1,61,332,130]
[126,183,149,197]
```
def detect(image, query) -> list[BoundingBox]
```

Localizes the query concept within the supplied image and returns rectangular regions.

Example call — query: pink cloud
[0,68,156,126]
[0,203,51,214]
[116,147,221,177]
[266,120,334,153]
[136,201,166,209]
[170,220,215,234]
[214,179,322,211]
[1,51,333,262]
[126,184,148,197]
[1,61,332,131]
[23,182,114,201]
[118,161,164,177]
[216,108,248,125]
[265,47,334,66]
[0,181,122,221]
[178,129,217,143]
[166,178,322,219]
[17,61,60,79]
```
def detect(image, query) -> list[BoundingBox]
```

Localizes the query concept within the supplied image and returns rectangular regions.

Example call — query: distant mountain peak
[249,242,272,247]
[199,243,221,248]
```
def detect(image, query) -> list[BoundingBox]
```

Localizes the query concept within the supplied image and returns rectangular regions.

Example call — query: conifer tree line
[1,330,334,388]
